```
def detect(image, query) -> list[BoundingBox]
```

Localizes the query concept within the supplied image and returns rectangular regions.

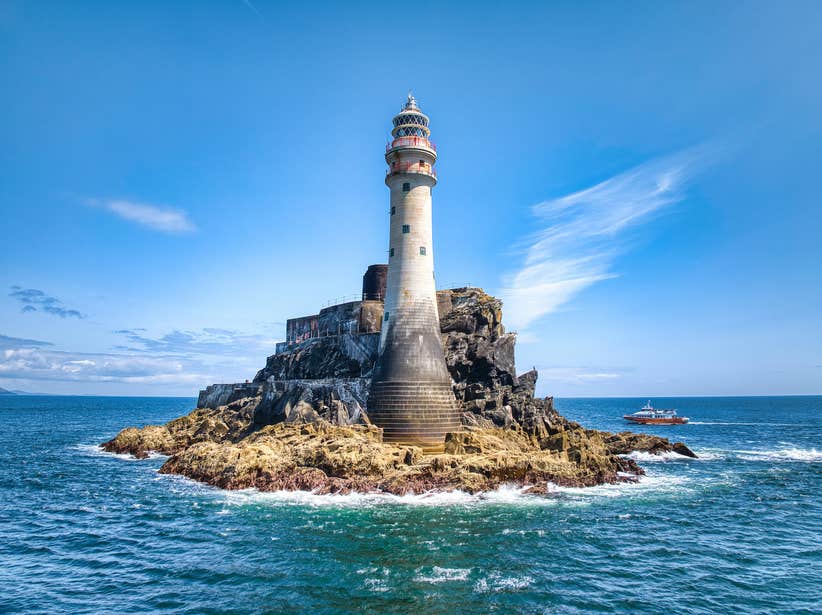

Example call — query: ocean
[0,395,819,614]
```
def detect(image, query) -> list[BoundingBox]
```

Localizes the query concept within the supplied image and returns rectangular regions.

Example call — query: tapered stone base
[367,381,460,453]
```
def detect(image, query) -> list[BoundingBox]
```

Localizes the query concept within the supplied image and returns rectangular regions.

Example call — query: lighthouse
[367,93,460,452]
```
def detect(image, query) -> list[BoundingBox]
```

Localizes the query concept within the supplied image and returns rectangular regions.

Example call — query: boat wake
[688,421,796,426]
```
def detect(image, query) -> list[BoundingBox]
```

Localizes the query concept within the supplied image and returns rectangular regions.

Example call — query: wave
[414,567,471,584]
[70,443,168,461]
[623,449,723,462]
[546,474,692,499]
[215,484,564,509]
[166,470,701,509]
[623,450,696,462]
[474,572,535,593]
[215,475,693,508]
[733,447,821,463]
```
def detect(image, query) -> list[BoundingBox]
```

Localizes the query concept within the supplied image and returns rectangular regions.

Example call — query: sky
[1,1,820,397]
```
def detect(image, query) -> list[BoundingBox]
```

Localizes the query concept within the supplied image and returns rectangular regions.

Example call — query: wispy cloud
[501,146,712,332]
[537,366,625,385]
[242,0,261,17]
[113,328,279,357]
[0,334,53,349]
[9,286,86,319]
[88,198,196,233]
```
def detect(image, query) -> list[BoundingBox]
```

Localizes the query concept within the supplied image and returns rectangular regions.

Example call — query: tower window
[391,206,396,215]
[389,248,394,257]
[384,312,389,321]
[419,246,426,255]
[402,182,410,192]
[402,225,410,234]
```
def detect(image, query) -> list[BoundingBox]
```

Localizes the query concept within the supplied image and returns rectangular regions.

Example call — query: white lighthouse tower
[367,93,460,452]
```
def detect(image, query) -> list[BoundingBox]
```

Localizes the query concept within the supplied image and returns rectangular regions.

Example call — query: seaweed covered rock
[156,420,641,494]
[102,395,259,458]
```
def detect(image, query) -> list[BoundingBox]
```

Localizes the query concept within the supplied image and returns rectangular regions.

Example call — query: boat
[623,401,689,425]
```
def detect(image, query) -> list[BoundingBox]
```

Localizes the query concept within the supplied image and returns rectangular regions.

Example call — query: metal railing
[386,136,436,152]
[386,161,437,178]
[320,294,363,308]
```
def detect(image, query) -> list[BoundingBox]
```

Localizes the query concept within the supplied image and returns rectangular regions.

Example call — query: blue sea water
[0,395,819,614]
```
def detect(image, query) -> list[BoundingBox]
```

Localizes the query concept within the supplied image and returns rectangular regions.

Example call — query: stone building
[275,265,387,355]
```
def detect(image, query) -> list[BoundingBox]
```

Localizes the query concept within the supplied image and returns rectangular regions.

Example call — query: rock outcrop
[595,430,697,458]
[102,287,696,494]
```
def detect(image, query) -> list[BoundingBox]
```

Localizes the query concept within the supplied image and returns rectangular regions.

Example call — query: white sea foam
[623,450,696,462]
[215,483,563,508]
[70,443,167,461]
[474,572,535,593]
[734,447,821,463]
[155,466,695,508]
[363,578,389,592]
[414,567,471,584]
[623,449,723,462]
[180,470,703,509]
[547,473,691,499]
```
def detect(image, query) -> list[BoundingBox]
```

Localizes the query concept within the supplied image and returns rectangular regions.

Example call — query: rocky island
[104,287,695,495]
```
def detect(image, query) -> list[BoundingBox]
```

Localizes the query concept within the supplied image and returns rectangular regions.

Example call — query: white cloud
[0,325,279,391]
[90,199,196,233]
[501,146,712,332]
[0,347,207,384]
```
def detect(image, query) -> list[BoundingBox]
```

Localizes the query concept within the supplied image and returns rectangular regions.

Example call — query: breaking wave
[545,474,693,499]
[414,567,471,584]
[623,449,723,462]
[734,447,821,463]
[215,484,562,509]
[71,443,167,461]
[623,450,695,462]
[207,473,696,509]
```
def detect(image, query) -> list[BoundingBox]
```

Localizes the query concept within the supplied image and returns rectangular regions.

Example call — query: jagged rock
[102,396,260,458]
[439,288,556,438]
[102,425,176,459]
[197,382,264,410]
[595,430,697,458]
[254,333,379,381]
[254,378,370,426]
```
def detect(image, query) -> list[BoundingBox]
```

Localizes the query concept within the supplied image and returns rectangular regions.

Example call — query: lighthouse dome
[391,92,430,138]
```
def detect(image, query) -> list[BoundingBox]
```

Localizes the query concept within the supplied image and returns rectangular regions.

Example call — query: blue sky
[1,1,820,396]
